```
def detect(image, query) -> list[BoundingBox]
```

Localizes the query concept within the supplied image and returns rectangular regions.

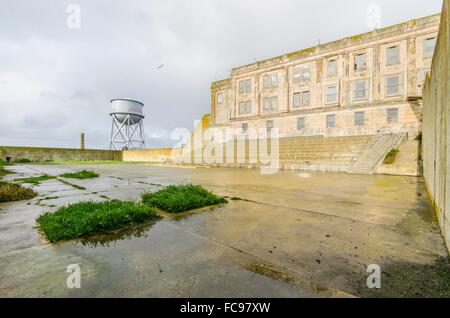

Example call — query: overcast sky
[0,0,442,149]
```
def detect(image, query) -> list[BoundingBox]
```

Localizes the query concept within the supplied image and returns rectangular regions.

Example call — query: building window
[302,91,310,107]
[293,66,310,83]
[263,73,278,89]
[327,59,338,77]
[354,53,367,71]
[217,92,223,105]
[386,75,401,96]
[245,101,251,114]
[238,102,245,114]
[263,97,278,111]
[387,108,399,124]
[386,45,400,65]
[242,123,248,132]
[423,37,437,59]
[354,80,369,101]
[238,101,251,115]
[293,91,310,108]
[266,120,274,132]
[326,114,336,128]
[271,96,278,110]
[239,79,252,94]
[325,85,338,104]
[293,93,301,108]
[354,111,365,126]
[297,117,305,130]
[263,97,270,111]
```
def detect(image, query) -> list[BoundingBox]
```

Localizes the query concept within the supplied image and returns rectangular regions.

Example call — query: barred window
[263,75,271,89]
[327,59,338,77]
[302,91,310,107]
[423,37,437,59]
[267,120,274,132]
[217,92,223,105]
[387,46,400,65]
[238,102,245,114]
[239,79,252,94]
[263,98,271,111]
[387,108,399,124]
[293,93,301,108]
[355,53,367,71]
[297,117,305,130]
[271,96,278,110]
[293,67,310,83]
[386,75,401,96]
[325,85,338,104]
[354,111,365,126]
[354,80,368,100]
[326,114,336,128]
[245,101,251,114]
[271,73,278,88]
[263,73,278,89]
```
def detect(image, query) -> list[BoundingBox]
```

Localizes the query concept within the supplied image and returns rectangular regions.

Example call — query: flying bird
[158,64,165,69]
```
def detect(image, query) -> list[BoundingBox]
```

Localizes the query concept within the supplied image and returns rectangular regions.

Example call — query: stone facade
[211,14,440,139]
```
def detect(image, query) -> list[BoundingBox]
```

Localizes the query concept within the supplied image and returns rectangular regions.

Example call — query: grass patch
[14,174,56,185]
[36,200,159,242]
[0,181,37,203]
[13,158,32,163]
[383,148,400,165]
[0,162,10,179]
[60,170,99,179]
[142,184,227,213]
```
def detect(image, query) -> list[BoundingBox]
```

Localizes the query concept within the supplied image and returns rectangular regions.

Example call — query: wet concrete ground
[0,164,449,298]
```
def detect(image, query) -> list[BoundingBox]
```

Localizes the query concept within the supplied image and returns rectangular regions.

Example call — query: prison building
[211,14,439,137]
[207,14,440,173]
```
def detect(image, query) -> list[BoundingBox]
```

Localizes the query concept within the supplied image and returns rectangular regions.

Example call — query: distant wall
[0,146,122,162]
[422,0,450,252]
[122,148,182,163]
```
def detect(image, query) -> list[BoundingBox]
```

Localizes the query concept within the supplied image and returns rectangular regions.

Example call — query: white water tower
[110,99,146,150]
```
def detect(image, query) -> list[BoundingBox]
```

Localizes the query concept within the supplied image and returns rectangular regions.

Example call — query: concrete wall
[0,146,121,162]
[122,148,182,163]
[422,0,450,252]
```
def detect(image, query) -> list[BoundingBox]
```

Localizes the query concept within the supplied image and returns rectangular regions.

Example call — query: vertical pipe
[80,133,85,150]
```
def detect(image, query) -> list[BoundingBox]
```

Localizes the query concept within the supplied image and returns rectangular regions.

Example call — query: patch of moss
[14,174,56,185]
[0,181,37,203]
[142,184,226,213]
[383,148,399,165]
[60,170,99,179]
[36,200,159,243]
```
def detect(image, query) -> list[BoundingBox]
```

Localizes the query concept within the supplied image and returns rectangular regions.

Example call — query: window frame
[217,92,223,105]
[387,108,399,124]
[354,111,365,126]
[326,114,336,129]
[266,120,274,132]
[385,75,401,96]
[354,53,367,71]
[423,37,437,59]
[353,80,369,101]
[386,45,400,66]
[327,59,338,77]
[325,85,338,105]
[297,117,305,131]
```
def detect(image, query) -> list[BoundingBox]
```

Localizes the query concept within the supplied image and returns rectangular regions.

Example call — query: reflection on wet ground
[0,164,449,297]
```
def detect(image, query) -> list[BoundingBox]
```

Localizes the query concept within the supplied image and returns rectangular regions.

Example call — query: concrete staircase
[350,131,408,174]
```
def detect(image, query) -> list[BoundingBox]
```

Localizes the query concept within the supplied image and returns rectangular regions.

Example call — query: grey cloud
[0,0,442,149]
